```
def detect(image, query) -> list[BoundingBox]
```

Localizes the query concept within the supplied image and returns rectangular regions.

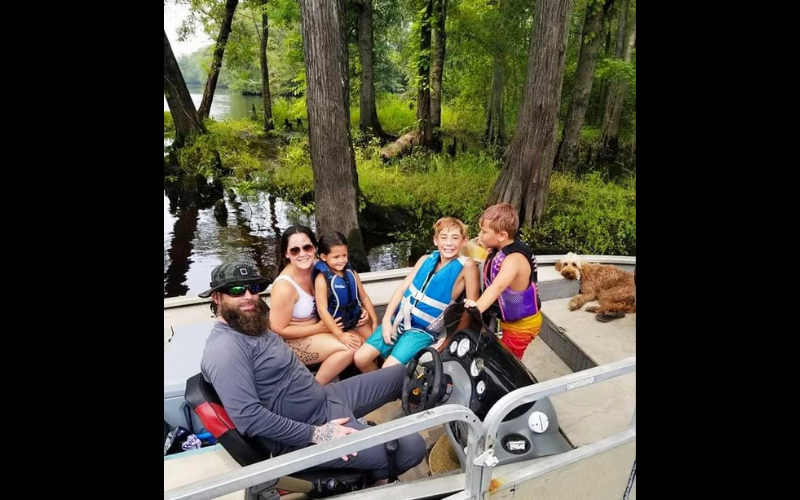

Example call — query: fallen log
[379,131,420,161]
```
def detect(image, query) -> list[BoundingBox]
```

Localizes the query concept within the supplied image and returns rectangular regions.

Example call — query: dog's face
[555,252,583,280]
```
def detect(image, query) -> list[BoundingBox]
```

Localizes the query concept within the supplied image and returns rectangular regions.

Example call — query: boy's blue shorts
[365,324,436,365]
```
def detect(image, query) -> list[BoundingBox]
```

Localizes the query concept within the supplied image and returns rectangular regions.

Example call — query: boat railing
[165,358,635,500]
[164,404,485,500]
[475,356,637,497]
[163,255,636,310]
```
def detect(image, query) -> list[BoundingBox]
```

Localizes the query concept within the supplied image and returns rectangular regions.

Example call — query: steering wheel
[401,346,444,415]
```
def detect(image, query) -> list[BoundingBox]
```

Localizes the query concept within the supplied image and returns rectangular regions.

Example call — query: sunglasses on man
[288,244,316,256]
[222,283,267,297]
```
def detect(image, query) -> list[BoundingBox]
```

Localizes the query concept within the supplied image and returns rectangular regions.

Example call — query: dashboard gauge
[457,338,471,357]
[449,340,459,354]
[528,411,549,433]
[476,380,486,395]
[470,358,484,377]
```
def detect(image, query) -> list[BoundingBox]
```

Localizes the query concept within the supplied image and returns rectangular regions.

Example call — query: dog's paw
[585,306,599,313]
[568,300,581,311]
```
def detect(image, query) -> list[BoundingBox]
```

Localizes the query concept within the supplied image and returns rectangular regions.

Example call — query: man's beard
[220,297,271,336]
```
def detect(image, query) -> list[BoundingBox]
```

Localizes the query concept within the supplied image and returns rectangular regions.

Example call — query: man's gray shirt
[201,322,328,454]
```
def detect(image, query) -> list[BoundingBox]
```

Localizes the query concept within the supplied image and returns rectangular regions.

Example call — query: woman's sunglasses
[288,244,316,256]
[222,283,266,297]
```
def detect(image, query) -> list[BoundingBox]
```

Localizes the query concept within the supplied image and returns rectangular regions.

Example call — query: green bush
[175,119,267,178]
[260,138,635,256]
[271,97,308,128]
[349,94,488,139]
[164,112,174,138]
[520,172,636,255]
[169,116,635,256]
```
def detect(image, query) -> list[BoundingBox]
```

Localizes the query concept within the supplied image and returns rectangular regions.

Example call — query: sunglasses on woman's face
[222,283,266,297]
[288,244,316,256]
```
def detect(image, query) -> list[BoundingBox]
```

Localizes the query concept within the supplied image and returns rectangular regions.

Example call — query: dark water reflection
[164,87,418,298]
[163,188,415,298]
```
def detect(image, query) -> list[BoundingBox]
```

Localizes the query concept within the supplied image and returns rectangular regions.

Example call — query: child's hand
[463,299,478,309]
[356,310,369,327]
[382,320,394,345]
[339,332,362,350]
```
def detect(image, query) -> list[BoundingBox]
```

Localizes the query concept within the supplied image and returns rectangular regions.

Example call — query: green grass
[164,112,635,256]
[164,111,174,138]
[521,172,636,255]
[256,136,635,255]
[172,118,268,178]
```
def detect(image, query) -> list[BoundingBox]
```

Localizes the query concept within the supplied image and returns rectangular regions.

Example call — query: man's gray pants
[317,364,427,479]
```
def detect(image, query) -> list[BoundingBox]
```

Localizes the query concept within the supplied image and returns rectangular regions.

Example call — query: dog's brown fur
[555,253,636,315]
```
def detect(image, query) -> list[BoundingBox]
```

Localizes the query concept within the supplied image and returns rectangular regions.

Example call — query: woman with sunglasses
[270,225,355,384]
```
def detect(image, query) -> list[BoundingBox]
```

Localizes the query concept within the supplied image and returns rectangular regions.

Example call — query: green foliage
[175,118,267,179]
[441,96,485,136]
[596,58,636,84]
[165,0,636,255]
[177,51,211,85]
[349,93,492,140]
[164,111,175,137]
[175,2,305,99]
[372,0,412,94]
[271,97,308,125]
[520,172,636,255]
[171,0,635,150]
[580,126,602,142]
[263,136,316,211]
[350,93,418,135]
[266,0,300,24]
[444,0,533,138]
[249,135,635,256]
[167,112,635,255]
[356,144,498,226]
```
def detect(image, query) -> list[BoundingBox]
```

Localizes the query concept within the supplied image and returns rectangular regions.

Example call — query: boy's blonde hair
[433,217,468,239]
[479,203,519,239]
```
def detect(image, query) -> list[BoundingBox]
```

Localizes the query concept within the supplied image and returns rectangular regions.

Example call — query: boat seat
[185,373,367,498]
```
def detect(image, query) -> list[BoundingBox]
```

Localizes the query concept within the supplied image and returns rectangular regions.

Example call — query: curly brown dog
[555,253,636,317]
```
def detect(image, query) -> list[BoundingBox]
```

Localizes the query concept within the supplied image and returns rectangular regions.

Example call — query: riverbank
[164,114,635,257]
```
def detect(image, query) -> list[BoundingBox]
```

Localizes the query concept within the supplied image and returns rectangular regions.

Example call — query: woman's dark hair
[279,225,318,269]
[318,231,348,256]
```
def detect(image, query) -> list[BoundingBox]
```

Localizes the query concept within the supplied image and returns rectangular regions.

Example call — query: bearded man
[199,262,425,481]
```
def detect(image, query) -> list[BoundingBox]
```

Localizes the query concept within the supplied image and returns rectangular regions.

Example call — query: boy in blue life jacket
[354,217,480,371]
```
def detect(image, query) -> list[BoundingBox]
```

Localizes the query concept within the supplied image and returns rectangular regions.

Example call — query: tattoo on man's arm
[312,422,338,443]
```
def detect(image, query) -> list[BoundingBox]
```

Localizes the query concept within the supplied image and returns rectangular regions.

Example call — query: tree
[164,29,206,148]
[299,0,368,270]
[259,0,275,131]
[416,0,433,148]
[483,0,509,149]
[486,0,574,225]
[444,0,532,150]
[484,53,505,148]
[430,0,447,131]
[198,0,239,120]
[555,0,615,171]
[355,0,388,139]
[600,4,635,148]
